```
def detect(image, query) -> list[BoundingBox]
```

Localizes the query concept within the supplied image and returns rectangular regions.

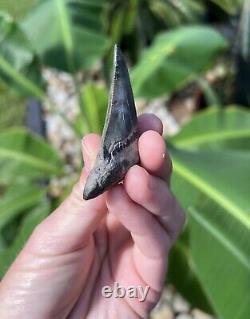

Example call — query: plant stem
[55,0,75,73]
[0,54,81,138]
[73,77,91,136]
[197,77,221,107]
[0,55,45,100]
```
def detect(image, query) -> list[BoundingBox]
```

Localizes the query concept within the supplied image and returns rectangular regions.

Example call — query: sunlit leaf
[168,233,214,313]
[209,0,243,14]
[79,82,108,134]
[0,183,46,230]
[0,201,50,277]
[0,0,33,20]
[170,172,213,313]
[0,11,44,97]
[171,106,250,150]
[0,127,64,184]
[149,0,205,26]
[131,26,227,99]
[21,0,110,72]
[0,90,26,129]
[171,147,250,319]
[189,202,250,319]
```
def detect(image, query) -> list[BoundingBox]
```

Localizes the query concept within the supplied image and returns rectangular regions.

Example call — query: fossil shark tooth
[83,45,139,200]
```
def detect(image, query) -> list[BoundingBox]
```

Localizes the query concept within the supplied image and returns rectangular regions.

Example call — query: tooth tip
[82,189,89,200]
[114,43,120,53]
[113,44,124,66]
[82,190,93,201]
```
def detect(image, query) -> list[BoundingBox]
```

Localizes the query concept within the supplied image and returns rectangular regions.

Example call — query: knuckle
[31,220,46,239]
[27,221,49,252]
[144,175,158,203]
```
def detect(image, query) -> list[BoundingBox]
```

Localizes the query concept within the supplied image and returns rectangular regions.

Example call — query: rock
[192,309,214,319]
[151,305,174,319]
[138,97,180,135]
[176,314,193,319]
[163,287,175,304]
[172,293,190,313]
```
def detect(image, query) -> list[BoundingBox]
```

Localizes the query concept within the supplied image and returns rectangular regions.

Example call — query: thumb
[81,134,98,178]
[0,134,106,319]
[25,134,107,256]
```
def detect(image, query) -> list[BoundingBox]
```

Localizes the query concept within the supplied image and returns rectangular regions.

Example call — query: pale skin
[0,114,185,319]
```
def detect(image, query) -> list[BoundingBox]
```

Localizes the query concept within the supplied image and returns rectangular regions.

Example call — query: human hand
[0,114,185,319]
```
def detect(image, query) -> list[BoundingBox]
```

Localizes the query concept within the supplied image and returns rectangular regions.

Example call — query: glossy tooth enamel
[83,45,139,200]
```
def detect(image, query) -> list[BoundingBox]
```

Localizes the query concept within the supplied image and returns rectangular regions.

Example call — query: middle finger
[124,165,185,242]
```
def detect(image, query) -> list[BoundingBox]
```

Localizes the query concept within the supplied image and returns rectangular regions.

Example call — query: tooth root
[83,45,139,200]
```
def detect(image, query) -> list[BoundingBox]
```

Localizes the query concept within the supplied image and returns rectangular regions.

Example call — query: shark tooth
[83,45,139,200]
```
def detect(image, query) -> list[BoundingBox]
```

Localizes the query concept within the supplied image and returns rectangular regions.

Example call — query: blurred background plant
[0,1,249,318]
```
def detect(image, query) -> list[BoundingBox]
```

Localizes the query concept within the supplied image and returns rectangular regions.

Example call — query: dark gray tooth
[83,45,139,200]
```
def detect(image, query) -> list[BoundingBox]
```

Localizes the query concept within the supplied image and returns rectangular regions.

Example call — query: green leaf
[171,170,201,210]
[0,11,45,98]
[105,0,139,45]
[170,172,213,313]
[0,90,26,129]
[0,0,34,20]
[189,203,250,319]
[131,26,227,99]
[109,5,126,44]
[0,127,64,184]
[209,0,243,14]
[0,201,50,277]
[168,237,214,314]
[79,82,108,134]
[0,234,6,251]
[171,106,250,150]
[21,0,110,72]
[0,183,46,230]
[172,148,250,227]
[149,0,205,26]
[171,147,250,318]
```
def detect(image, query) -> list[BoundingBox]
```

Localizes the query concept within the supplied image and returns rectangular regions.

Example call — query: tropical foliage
[0,1,249,318]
